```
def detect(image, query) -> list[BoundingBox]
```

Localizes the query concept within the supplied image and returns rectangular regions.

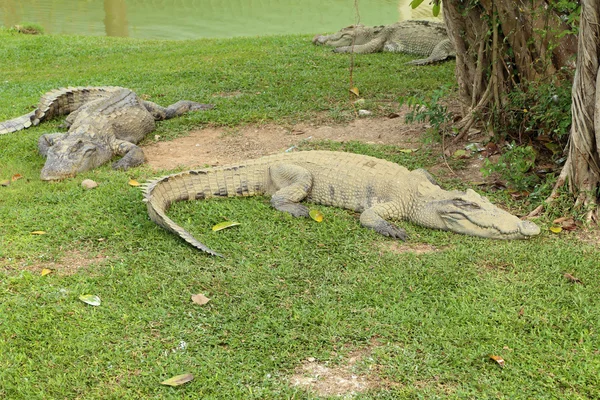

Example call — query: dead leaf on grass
[79,294,101,306]
[349,87,359,97]
[191,293,211,305]
[0,180,10,187]
[564,273,583,284]
[488,354,505,368]
[212,221,240,231]
[549,226,562,234]
[128,179,140,187]
[160,373,194,386]
[41,268,52,276]
[309,209,324,222]
[553,217,577,231]
[11,173,23,182]
[31,231,47,235]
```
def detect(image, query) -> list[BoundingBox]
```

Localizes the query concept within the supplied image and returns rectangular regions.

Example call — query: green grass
[1,30,599,399]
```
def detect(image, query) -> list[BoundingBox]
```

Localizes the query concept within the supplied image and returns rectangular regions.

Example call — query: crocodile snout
[519,220,541,237]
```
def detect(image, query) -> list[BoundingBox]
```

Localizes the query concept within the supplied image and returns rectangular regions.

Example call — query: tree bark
[442,0,578,140]
[531,0,600,220]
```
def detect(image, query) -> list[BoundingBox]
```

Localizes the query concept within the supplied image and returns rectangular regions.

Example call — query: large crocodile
[312,20,455,65]
[142,151,540,256]
[0,86,213,180]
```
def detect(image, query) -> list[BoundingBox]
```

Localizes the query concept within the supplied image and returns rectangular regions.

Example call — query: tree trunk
[531,0,600,221]
[443,0,578,140]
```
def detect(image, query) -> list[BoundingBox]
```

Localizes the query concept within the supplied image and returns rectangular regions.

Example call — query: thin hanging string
[349,0,360,94]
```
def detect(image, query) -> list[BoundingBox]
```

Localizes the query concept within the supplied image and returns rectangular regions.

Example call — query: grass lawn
[0,29,598,399]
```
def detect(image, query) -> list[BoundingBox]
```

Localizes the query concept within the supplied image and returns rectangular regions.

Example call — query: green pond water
[0,0,402,39]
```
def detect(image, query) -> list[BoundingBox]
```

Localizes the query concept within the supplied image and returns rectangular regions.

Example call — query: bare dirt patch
[290,341,389,397]
[380,242,445,255]
[144,116,428,170]
[1,249,109,275]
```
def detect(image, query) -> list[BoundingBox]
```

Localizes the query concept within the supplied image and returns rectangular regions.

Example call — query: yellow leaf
[399,148,417,153]
[41,268,52,276]
[0,180,9,187]
[31,231,47,235]
[549,226,562,233]
[212,221,240,231]
[79,294,101,306]
[191,293,211,305]
[11,173,23,182]
[128,179,140,187]
[160,373,194,386]
[488,354,505,368]
[309,209,324,222]
[349,87,359,97]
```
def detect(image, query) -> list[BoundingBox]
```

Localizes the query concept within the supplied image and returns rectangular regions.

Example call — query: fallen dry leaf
[128,179,140,187]
[41,268,52,276]
[11,173,23,182]
[349,87,360,97]
[564,273,583,284]
[488,354,505,368]
[161,373,194,387]
[191,293,211,305]
[0,180,9,187]
[553,217,577,231]
[30,231,47,235]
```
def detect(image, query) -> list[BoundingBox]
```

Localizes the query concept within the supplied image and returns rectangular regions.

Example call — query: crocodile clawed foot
[273,202,310,218]
[374,221,408,241]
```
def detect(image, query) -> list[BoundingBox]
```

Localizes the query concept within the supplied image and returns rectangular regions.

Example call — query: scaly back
[0,86,124,135]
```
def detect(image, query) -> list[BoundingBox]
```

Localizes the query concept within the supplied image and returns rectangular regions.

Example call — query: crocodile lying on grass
[312,20,455,65]
[142,151,540,257]
[0,86,213,180]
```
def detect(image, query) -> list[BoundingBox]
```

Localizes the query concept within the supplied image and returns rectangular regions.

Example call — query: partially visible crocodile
[142,151,540,257]
[0,86,213,180]
[312,20,455,65]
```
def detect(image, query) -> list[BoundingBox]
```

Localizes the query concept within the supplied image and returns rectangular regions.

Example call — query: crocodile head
[40,136,112,181]
[412,183,540,240]
[312,24,381,47]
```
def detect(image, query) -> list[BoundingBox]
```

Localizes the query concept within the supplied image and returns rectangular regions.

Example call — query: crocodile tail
[142,163,268,256]
[0,111,36,135]
[0,86,124,135]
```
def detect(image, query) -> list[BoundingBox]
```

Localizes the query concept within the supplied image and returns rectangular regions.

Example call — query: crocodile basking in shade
[142,151,540,257]
[313,20,455,65]
[0,86,213,180]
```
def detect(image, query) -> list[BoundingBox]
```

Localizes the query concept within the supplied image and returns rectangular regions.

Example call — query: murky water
[0,0,404,40]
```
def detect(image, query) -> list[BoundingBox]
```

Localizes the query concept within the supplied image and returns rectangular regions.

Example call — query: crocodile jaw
[41,138,112,181]
[439,211,540,239]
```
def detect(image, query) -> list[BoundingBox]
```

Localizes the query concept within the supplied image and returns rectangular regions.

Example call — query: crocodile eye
[70,140,84,153]
[453,199,481,210]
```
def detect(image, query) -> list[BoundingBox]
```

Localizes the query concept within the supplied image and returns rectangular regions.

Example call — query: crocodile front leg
[143,100,214,121]
[38,133,68,157]
[269,163,313,217]
[111,139,145,170]
[359,203,407,240]
[333,38,386,54]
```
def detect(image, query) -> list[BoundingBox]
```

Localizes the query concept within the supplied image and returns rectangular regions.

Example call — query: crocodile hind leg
[406,39,455,65]
[111,139,145,170]
[269,163,313,217]
[38,133,68,157]
[143,100,214,121]
[359,203,407,240]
